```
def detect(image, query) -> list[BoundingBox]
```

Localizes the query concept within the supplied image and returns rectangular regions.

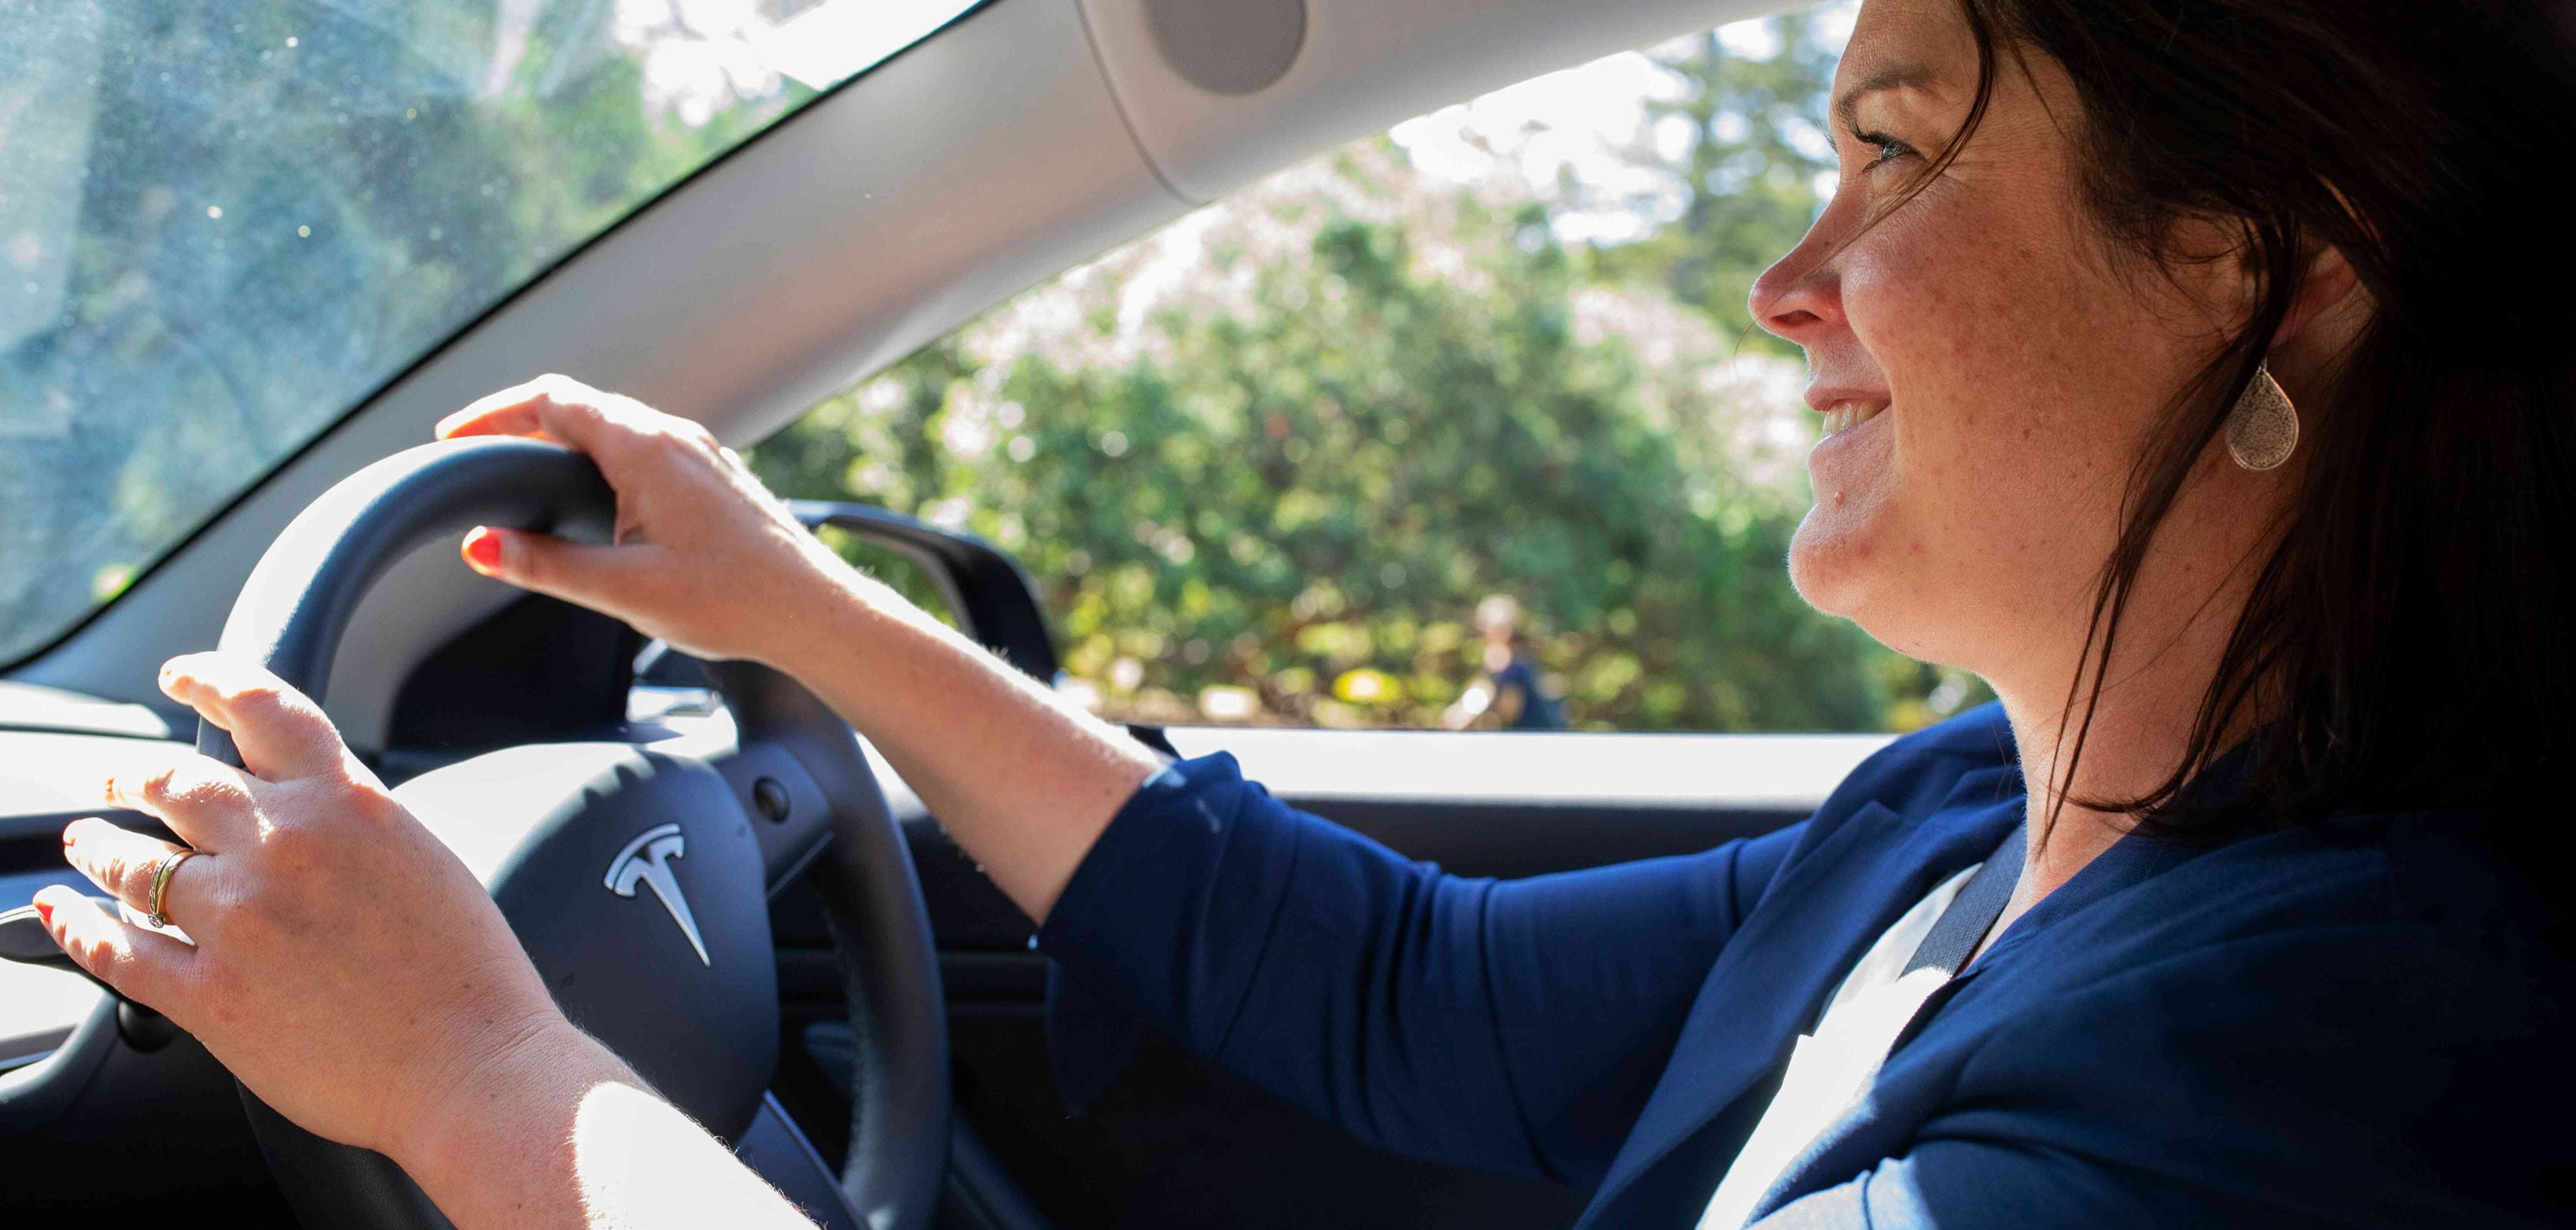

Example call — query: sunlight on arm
[572,1081,819,1230]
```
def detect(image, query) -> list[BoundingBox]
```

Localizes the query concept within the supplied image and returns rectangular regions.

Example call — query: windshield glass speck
[0,0,970,665]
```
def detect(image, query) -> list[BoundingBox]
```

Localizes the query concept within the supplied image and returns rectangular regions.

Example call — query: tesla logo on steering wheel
[605,823,711,967]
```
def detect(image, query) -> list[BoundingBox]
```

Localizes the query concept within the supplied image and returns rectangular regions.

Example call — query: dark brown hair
[1943,2,2576,838]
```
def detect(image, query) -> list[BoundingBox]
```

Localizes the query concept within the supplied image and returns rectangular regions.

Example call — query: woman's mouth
[1818,400,1887,437]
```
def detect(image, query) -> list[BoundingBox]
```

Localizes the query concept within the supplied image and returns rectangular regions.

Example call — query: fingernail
[31,897,52,927]
[463,526,505,572]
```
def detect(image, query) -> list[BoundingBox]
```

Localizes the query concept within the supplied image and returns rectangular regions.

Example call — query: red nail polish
[32,898,53,926]
[463,527,504,571]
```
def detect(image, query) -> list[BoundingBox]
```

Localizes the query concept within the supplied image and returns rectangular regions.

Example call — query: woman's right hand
[435,374,852,668]
[444,374,1162,922]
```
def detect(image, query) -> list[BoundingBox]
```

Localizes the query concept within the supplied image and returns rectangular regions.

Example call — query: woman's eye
[1851,129,1914,169]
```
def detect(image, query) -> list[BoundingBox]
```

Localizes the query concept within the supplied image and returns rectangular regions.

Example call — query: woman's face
[1754,0,2246,685]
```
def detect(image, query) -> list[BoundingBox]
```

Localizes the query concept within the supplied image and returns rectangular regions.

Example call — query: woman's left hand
[32,652,605,1164]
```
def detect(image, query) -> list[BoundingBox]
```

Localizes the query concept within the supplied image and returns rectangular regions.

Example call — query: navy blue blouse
[1036,704,2572,1227]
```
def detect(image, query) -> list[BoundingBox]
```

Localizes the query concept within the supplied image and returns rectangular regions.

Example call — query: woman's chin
[1786,513,1880,621]
[1790,519,1969,665]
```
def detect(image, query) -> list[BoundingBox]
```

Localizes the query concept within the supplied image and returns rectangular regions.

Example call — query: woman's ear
[2272,242,2366,352]
[2265,242,2372,402]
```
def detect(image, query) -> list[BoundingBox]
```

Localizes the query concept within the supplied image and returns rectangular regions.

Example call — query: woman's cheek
[1788,241,2028,640]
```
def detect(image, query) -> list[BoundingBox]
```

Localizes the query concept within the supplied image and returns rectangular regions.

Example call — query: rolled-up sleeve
[1038,751,1802,1185]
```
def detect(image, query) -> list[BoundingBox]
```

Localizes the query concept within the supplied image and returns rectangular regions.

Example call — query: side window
[752,5,1989,734]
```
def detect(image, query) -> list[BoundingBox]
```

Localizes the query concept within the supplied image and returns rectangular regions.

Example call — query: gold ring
[146,848,199,930]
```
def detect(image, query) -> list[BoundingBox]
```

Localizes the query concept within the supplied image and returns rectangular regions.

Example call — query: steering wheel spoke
[707,735,843,897]
[397,740,782,1142]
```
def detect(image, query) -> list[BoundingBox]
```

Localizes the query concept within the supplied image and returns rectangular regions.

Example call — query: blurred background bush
[749,6,1991,733]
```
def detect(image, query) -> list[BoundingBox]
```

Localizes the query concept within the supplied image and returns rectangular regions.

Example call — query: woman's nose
[1748,235,1843,347]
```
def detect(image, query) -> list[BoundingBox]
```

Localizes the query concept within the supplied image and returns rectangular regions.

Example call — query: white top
[1694,863,1982,1230]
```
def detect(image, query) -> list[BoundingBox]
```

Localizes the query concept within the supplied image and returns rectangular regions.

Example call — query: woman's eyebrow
[1833,63,1941,131]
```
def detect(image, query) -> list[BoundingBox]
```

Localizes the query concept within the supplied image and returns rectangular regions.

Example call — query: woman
[31,0,2574,1224]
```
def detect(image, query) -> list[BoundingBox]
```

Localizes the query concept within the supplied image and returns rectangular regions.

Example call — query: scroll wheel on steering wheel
[0,902,101,970]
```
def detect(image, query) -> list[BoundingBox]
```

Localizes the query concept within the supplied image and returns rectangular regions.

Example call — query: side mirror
[786,502,1058,684]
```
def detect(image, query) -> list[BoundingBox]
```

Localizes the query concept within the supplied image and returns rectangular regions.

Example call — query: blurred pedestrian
[1443,594,1562,730]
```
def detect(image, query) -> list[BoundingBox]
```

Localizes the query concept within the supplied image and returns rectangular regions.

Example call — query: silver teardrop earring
[2226,362,2299,472]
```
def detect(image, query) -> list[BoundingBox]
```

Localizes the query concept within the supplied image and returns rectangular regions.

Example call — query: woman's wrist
[742,546,929,679]
[391,1014,636,1218]
[729,532,872,674]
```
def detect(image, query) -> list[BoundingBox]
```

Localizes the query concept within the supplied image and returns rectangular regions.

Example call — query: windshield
[0,0,973,665]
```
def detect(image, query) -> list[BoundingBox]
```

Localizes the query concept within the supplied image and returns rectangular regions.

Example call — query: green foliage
[753,26,1993,734]
[1588,15,1846,355]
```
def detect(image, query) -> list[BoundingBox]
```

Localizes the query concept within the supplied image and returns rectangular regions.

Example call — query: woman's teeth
[1820,401,1886,437]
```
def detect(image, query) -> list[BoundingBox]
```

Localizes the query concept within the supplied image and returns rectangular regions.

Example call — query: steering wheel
[143,439,948,1227]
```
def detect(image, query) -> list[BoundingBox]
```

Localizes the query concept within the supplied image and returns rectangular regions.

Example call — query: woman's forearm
[400,1024,819,1230]
[769,567,1165,923]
